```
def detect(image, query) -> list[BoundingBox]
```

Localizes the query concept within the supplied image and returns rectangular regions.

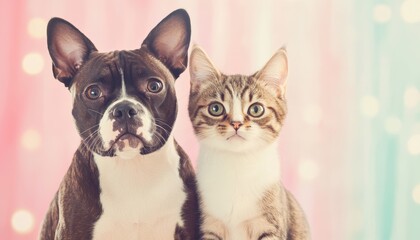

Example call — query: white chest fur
[197,143,280,239]
[92,137,186,240]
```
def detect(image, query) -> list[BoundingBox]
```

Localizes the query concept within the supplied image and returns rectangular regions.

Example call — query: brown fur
[188,46,310,240]
[189,74,287,143]
[41,10,201,240]
[40,146,102,239]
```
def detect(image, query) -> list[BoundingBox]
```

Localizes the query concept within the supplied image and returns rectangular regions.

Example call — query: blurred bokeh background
[1,0,419,239]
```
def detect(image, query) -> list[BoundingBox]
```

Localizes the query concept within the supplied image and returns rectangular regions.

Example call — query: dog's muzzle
[99,100,154,158]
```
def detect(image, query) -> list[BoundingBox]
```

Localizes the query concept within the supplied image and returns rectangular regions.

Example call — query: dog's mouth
[110,132,144,152]
[93,118,172,157]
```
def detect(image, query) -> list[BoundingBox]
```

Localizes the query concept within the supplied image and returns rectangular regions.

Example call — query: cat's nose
[230,121,243,130]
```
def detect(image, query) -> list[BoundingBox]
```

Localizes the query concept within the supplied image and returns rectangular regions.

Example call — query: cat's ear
[189,45,221,93]
[47,17,97,88]
[255,48,288,98]
[142,9,191,79]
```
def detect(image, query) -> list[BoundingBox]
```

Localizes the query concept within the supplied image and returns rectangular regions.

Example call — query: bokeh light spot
[401,0,420,23]
[407,134,420,156]
[22,52,44,75]
[413,184,420,204]
[373,4,392,23]
[21,129,41,151]
[298,159,319,181]
[384,117,402,135]
[360,95,380,118]
[404,87,419,109]
[302,104,323,126]
[28,18,47,39]
[11,209,35,234]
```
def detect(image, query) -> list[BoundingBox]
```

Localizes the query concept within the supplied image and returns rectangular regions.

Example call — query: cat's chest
[198,171,263,224]
[197,147,280,225]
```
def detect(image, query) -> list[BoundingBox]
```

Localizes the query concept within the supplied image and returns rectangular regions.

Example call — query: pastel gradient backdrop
[1,0,420,239]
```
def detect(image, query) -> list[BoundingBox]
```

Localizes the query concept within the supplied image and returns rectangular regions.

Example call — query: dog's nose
[112,103,138,119]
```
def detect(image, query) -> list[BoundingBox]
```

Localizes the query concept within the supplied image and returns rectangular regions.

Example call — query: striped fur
[188,46,310,240]
[189,74,287,140]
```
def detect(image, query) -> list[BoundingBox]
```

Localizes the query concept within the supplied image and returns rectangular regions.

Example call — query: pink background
[1,0,420,239]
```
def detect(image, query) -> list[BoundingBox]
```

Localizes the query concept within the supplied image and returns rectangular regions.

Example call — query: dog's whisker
[88,108,104,116]
[155,124,170,137]
[153,131,166,146]
[83,130,102,152]
[155,119,173,131]
[84,130,100,145]
[79,124,100,136]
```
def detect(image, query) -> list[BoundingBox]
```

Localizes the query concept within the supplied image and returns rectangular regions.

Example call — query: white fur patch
[199,121,268,153]
[98,68,153,157]
[98,97,153,154]
[119,68,128,98]
[231,96,244,122]
[197,142,280,240]
[92,135,186,240]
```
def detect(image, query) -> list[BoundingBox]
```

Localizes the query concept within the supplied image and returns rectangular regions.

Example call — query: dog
[40,9,200,240]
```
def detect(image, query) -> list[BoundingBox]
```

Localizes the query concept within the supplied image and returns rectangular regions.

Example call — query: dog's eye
[147,79,163,93]
[85,85,102,100]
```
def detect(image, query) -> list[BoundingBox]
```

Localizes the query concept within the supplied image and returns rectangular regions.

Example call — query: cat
[188,45,310,240]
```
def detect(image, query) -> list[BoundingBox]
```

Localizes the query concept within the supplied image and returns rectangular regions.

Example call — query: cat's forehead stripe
[240,85,250,100]
[224,84,234,98]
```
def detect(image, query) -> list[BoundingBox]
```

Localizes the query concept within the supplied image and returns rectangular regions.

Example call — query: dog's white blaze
[119,68,127,98]
[197,142,280,240]
[92,135,186,240]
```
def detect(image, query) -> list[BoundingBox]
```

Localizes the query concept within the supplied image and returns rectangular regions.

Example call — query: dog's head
[47,9,190,159]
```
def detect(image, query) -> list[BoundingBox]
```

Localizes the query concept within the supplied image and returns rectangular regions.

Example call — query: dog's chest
[91,149,186,240]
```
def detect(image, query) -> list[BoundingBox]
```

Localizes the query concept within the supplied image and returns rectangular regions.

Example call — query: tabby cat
[188,46,310,240]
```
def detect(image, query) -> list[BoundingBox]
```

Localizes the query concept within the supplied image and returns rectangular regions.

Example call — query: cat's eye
[208,102,225,117]
[248,103,265,117]
[147,78,163,93]
[85,85,102,100]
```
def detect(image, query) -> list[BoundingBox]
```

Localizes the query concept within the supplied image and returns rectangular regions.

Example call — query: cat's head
[188,46,288,152]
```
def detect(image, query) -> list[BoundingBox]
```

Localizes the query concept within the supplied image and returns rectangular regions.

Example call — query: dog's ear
[47,18,97,88]
[142,9,191,79]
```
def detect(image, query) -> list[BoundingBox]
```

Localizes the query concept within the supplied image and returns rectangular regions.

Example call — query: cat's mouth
[226,133,246,141]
